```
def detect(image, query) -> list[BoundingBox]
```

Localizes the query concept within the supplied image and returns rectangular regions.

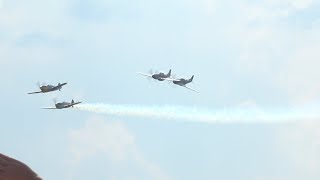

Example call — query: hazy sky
[1,0,320,179]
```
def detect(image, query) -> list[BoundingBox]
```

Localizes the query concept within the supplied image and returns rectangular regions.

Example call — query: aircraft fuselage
[40,83,67,93]
[55,101,80,109]
[55,102,70,109]
[152,73,167,81]
[173,79,190,86]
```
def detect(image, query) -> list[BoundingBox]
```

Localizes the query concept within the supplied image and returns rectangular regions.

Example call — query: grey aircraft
[28,82,67,94]
[42,99,82,109]
[169,75,199,93]
[137,69,172,81]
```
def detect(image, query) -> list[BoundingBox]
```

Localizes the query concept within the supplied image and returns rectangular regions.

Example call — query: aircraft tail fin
[167,69,171,77]
[189,75,194,82]
[71,99,74,107]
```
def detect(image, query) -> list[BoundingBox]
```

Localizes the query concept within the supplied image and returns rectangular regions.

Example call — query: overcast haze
[1,0,320,179]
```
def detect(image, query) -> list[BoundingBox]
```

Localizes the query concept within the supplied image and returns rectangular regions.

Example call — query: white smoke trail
[75,103,320,124]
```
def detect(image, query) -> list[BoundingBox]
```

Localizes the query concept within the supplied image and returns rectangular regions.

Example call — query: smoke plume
[75,103,320,124]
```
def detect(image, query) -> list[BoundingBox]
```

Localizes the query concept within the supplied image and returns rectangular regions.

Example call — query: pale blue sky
[1,0,320,179]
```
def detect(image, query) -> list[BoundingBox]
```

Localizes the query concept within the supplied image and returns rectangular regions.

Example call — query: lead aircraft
[28,82,67,94]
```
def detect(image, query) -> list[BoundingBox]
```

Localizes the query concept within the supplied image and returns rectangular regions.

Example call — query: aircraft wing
[137,72,152,78]
[182,86,199,93]
[28,91,42,94]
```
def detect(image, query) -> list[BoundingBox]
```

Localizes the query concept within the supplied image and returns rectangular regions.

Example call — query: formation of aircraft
[138,69,198,93]
[137,69,172,81]
[42,99,82,109]
[28,82,82,109]
[28,68,198,110]
[28,82,67,94]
